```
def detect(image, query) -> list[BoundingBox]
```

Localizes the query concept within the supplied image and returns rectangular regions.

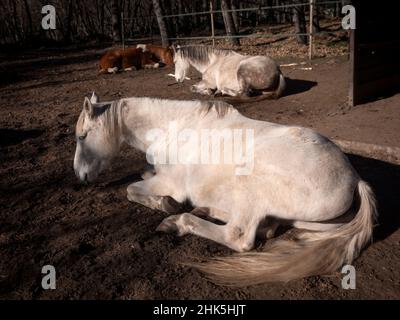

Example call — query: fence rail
[121,0,348,60]
[122,1,343,20]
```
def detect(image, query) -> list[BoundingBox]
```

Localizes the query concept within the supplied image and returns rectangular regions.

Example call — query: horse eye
[78,134,87,141]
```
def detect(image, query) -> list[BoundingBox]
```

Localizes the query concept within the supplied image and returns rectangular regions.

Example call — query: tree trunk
[161,0,175,38]
[266,0,275,24]
[313,6,321,33]
[111,0,121,43]
[221,0,240,46]
[100,2,105,38]
[66,0,74,42]
[152,0,169,46]
[22,0,33,37]
[293,3,307,45]
[231,0,239,32]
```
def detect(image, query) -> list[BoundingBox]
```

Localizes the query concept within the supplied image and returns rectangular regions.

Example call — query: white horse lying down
[73,93,377,286]
[173,45,286,102]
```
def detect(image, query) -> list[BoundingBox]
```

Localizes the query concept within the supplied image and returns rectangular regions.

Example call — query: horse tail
[274,70,286,98]
[191,180,377,286]
[222,71,286,104]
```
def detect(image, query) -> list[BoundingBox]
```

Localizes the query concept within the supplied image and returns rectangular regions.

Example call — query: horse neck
[101,100,125,147]
[183,51,217,73]
[185,49,236,73]
[121,98,204,152]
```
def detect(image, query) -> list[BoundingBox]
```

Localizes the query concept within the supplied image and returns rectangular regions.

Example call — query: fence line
[122,1,342,20]
[121,0,346,60]
[125,30,341,42]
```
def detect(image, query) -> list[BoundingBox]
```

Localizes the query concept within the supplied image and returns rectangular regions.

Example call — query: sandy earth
[0,47,399,299]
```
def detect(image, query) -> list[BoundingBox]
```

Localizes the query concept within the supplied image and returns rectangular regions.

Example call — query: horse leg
[190,207,230,223]
[107,67,118,74]
[144,62,160,69]
[220,84,248,97]
[123,66,137,72]
[219,75,249,97]
[190,80,215,96]
[220,87,240,97]
[256,217,280,239]
[157,211,259,252]
[126,176,184,214]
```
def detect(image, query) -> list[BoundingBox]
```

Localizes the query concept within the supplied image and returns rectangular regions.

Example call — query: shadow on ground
[283,77,318,96]
[347,154,400,241]
[0,128,44,147]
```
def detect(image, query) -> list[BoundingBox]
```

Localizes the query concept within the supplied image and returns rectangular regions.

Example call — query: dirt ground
[0,46,399,299]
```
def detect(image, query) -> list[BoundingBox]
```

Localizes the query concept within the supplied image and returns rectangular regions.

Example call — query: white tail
[192,180,377,286]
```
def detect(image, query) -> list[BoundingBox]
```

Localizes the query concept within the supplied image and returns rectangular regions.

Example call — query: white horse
[172,45,286,102]
[73,93,377,286]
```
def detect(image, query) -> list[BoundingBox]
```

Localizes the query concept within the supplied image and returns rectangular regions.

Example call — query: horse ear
[90,91,99,104]
[171,44,180,54]
[83,97,94,117]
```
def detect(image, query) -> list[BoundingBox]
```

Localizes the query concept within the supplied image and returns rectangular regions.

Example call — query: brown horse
[136,44,174,66]
[98,47,160,74]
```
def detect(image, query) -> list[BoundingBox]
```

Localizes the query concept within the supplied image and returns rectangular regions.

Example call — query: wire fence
[121,0,349,59]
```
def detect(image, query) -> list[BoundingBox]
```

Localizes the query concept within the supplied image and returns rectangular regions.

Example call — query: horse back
[121,47,142,69]
[122,47,157,69]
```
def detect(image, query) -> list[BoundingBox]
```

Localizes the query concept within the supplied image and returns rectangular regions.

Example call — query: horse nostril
[84,173,88,183]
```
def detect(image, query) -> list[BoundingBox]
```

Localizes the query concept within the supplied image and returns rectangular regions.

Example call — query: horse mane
[177,45,235,64]
[92,100,125,144]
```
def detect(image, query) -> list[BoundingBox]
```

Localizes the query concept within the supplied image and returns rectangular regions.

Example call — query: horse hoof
[266,229,276,239]
[156,215,180,234]
[107,67,118,74]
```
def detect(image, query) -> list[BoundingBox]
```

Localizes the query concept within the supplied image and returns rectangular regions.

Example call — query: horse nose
[75,169,89,184]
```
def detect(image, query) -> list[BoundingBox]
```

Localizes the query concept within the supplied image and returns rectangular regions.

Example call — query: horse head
[172,45,189,82]
[73,94,121,183]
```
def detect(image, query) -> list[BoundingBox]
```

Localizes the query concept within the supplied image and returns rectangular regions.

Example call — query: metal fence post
[210,0,215,46]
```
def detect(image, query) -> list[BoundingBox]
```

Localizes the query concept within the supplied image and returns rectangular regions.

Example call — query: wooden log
[333,139,400,165]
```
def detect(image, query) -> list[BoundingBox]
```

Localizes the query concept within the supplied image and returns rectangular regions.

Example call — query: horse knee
[232,239,253,253]
[226,226,255,252]
[191,85,212,96]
